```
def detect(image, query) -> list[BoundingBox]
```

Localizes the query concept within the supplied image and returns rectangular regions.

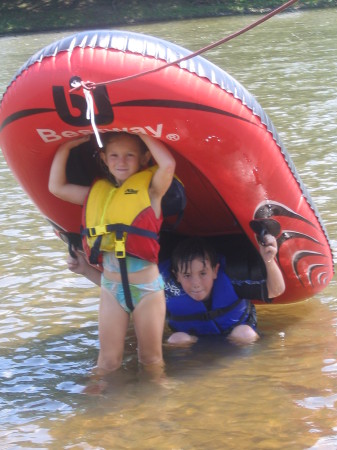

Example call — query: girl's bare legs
[97,288,130,372]
[133,290,166,380]
[85,289,166,393]
[83,288,129,395]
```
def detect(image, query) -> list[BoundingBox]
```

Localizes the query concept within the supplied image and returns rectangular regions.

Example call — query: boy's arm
[48,136,90,205]
[259,234,285,298]
[67,250,101,286]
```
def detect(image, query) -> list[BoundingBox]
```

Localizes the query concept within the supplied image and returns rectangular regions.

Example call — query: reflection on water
[1,8,337,449]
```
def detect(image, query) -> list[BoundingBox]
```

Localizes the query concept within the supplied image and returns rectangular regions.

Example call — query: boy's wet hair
[171,237,218,274]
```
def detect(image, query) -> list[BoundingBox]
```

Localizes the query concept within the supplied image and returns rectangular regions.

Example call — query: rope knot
[69,76,103,148]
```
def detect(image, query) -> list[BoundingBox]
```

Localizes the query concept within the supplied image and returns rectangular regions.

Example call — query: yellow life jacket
[81,166,162,264]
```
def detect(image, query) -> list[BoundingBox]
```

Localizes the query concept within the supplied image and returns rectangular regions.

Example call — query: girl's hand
[64,135,90,150]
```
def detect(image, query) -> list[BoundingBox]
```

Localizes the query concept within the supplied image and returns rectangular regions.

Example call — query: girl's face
[101,135,150,185]
[176,258,219,302]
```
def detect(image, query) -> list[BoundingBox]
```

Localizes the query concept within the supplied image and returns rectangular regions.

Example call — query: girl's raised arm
[139,134,176,205]
[48,136,90,205]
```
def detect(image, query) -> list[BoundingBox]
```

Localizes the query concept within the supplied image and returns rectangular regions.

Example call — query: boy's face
[176,258,219,302]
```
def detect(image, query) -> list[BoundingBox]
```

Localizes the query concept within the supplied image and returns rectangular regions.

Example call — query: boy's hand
[67,249,87,275]
[166,332,198,347]
[259,234,278,263]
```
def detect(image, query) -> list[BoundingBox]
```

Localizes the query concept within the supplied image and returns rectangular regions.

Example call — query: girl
[49,132,176,380]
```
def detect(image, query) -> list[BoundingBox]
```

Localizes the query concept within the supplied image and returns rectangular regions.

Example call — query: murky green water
[1,8,337,450]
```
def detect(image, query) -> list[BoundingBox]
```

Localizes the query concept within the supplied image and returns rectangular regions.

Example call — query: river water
[0,8,337,450]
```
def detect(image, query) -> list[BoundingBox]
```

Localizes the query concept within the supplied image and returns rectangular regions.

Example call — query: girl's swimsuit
[103,252,152,272]
[101,253,164,313]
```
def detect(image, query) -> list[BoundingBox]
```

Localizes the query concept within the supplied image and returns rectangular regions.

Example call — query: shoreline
[0,1,335,37]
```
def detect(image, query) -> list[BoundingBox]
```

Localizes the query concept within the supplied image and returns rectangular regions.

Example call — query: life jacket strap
[118,255,134,312]
[112,228,132,311]
[167,297,245,322]
[82,223,158,263]
[82,223,158,239]
[89,235,102,264]
[83,224,158,312]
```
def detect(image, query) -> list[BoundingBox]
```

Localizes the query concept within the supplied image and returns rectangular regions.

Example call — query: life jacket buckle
[89,225,107,237]
[115,235,126,258]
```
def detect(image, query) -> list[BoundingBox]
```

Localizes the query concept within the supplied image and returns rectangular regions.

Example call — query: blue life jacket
[160,258,251,335]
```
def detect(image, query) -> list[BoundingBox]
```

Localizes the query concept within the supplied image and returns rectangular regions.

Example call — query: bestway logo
[36,124,180,142]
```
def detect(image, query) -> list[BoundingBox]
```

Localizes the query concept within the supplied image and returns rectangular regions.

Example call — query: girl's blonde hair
[100,132,148,154]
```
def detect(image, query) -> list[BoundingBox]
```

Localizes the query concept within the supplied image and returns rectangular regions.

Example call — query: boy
[161,235,285,346]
